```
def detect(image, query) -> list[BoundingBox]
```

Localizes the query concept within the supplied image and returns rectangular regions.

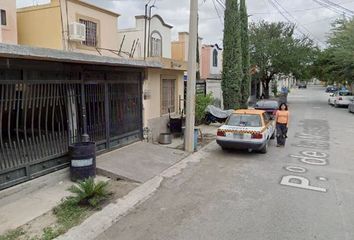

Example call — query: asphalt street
[97,86,354,240]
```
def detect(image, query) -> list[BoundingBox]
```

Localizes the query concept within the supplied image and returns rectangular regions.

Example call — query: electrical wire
[212,0,224,25]
[215,0,225,9]
[319,0,354,15]
[268,0,325,46]
[275,0,326,45]
[312,0,352,16]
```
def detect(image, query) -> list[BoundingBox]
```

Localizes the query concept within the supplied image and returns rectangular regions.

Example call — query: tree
[311,18,354,91]
[325,18,354,89]
[249,21,317,98]
[240,0,250,108]
[222,0,243,109]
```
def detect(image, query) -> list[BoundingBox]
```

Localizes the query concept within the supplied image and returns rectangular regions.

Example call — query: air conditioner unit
[69,22,86,42]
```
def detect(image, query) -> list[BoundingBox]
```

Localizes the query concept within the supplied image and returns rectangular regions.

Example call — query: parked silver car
[328,90,353,107]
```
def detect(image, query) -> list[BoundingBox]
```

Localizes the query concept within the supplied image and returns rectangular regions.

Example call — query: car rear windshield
[339,91,352,96]
[227,114,262,127]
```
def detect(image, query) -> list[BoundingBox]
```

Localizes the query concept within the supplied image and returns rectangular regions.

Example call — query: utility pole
[144,3,148,59]
[147,4,155,57]
[184,0,198,152]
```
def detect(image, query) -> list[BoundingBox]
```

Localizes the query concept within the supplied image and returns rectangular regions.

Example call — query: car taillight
[338,97,343,100]
[251,133,263,139]
[217,130,226,137]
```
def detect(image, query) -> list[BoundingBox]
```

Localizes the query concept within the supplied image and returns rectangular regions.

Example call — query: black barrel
[69,142,96,182]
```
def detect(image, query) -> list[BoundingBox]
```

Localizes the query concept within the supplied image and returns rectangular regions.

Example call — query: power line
[212,0,224,25]
[275,0,326,44]
[320,0,354,15]
[268,0,325,45]
[312,0,352,16]
[267,0,307,36]
[251,1,354,15]
[215,0,225,9]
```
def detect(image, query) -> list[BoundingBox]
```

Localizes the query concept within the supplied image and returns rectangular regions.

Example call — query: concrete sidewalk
[57,140,214,240]
[0,141,190,235]
[96,142,189,183]
[96,124,218,183]
[0,124,218,237]
[0,169,72,235]
[0,142,188,235]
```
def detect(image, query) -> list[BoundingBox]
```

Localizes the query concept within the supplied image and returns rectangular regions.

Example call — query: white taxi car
[216,109,275,153]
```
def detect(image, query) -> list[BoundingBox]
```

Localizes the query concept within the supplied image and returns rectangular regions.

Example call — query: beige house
[17,0,119,57]
[17,1,186,142]
[171,32,202,62]
[0,0,17,44]
[119,15,187,141]
[118,15,173,59]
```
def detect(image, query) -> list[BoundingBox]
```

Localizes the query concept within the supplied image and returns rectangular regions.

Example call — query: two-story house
[171,32,202,62]
[0,0,17,44]
[201,44,223,107]
[0,0,166,189]
[17,0,119,57]
[201,44,223,80]
[119,15,187,141]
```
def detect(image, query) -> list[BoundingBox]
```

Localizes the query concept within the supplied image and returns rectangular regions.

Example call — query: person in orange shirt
[275,103,289,147]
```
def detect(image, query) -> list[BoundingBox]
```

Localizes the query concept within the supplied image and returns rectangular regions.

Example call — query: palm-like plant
[68,177,109,208]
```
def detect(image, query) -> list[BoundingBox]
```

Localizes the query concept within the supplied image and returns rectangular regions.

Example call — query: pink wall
[201,45,211,79]
[0,0,17,44]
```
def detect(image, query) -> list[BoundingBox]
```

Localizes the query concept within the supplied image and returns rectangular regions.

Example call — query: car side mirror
[329,93,334,97]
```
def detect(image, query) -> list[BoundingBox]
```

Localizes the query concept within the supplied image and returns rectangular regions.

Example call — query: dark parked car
[254,100,279,119]
[348,99,354,113]
[298,82,307,89]
[326,85,338,93]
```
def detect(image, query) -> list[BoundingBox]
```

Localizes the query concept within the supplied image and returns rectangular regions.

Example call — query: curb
[56,141,214,240]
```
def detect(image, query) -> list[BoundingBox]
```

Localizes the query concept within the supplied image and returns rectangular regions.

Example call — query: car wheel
[334,101,339,108]
[221,146,228,151]
[260,141,268,154]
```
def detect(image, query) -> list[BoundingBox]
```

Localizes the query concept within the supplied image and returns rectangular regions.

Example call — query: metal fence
[0,61,143,190]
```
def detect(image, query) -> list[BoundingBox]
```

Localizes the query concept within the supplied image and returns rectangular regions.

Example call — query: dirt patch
[8,179,139,240]
[107,180,140,203]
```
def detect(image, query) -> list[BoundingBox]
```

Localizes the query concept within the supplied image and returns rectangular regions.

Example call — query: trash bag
[205,105,234,119]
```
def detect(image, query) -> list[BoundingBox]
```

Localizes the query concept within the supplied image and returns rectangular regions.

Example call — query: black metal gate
[0,60,143,190]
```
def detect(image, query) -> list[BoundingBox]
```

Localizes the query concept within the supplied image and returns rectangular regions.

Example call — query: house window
[150,31,162,57]
[213,49,218,67]
[1,10,6,26]
[79,19,97,47]
[161,79,176,114]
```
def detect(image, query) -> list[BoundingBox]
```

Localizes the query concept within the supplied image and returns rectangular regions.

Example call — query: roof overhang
[0,44,162,69]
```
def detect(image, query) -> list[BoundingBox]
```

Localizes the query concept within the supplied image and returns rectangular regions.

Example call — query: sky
[17,0,354,48]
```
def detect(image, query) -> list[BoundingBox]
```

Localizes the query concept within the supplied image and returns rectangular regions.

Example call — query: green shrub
[0,228,25,240]
[67,177,109,208]
[195,93,214,125]
[272,81,278,97]
[53,199,88,231]
[40,227,60,240]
